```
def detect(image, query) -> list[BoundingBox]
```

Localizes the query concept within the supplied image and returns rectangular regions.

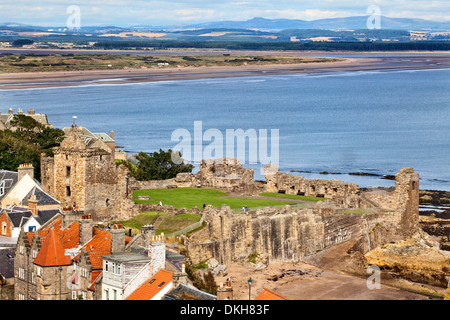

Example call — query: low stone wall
[133,203,202,216]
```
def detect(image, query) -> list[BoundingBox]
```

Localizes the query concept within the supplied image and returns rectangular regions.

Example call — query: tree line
[93,40,450,51]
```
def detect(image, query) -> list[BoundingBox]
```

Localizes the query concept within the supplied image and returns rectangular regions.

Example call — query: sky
[0,0,449,27]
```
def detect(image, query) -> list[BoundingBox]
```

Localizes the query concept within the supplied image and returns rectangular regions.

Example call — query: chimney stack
[110,228,125,254]
[148,237,166,275]
[110,130,115,140]
[217,278,234,300]
[18,163,34,181]
[27,109,35,115]
[172,263,189,289]
[79,218,92,246]
[141,225,155,241]
[28,194,38,216]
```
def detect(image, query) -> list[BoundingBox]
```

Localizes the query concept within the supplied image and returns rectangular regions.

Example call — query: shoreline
[0,53,449,89]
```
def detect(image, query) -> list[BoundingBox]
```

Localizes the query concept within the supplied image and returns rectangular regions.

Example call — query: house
[125,269,174,301]
[255,288,289,300]
[0,108,52,131]
[13,212,131,300]
[0,163,61,240]
[0,206,60,238]
[0,248,15,300]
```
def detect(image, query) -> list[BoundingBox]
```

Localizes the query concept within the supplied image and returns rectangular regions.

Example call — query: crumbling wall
[263,164,360,199]
[127,158,260,196]
[186,205,402,265]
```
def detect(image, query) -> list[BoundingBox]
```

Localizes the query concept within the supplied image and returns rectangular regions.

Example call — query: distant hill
[186,16,450,31]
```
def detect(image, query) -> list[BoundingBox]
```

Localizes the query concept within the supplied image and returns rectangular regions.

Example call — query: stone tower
[394,167,420,237]
[40,124,127,220]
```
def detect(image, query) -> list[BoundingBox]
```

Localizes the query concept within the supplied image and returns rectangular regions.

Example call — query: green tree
[0,115,65,180]
[12,39,34,47]
[134,149,193,181]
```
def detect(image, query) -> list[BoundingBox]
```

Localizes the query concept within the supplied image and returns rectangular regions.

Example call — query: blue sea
[1,65,449,191]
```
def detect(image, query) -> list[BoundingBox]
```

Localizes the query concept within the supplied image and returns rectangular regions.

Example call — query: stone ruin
[184,166,421,267]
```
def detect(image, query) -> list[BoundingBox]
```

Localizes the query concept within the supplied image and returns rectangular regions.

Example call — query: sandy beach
[0,53,449,89]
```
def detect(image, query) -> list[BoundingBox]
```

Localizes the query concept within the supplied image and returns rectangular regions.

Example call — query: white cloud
[175,9,218,21]
[0,0,449,26]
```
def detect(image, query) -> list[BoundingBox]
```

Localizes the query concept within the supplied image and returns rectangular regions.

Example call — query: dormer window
[0,180,5,196]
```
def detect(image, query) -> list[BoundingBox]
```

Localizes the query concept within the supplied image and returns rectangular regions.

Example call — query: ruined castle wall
[186,206,403,265]
[263,165,360,199]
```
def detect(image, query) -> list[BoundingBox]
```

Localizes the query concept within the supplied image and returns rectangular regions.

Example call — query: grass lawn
[114,211,202,236]
[133,187,299,210]
[114,211,169,233]
[156,214,202,235]
[258,192,331,202]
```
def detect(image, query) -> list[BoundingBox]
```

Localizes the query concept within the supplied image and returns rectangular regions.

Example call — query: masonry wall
[186,206,403,265]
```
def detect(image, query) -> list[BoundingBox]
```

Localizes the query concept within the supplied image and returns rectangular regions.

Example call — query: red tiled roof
[255,288,289,301]
[33,228,72,267]
[126,270,173,300]
[88,271,102,291]
[74,227,111,270]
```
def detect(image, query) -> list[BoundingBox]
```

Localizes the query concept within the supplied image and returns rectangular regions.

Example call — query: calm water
[1,66,449,190]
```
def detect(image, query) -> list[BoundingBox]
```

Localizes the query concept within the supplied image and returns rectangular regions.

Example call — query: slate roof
[4,208,60,228]
[93,132,114,143]
[0,111,49,129]
[0,248,15,279]
[22,186,60,206]
[0,170,19,201]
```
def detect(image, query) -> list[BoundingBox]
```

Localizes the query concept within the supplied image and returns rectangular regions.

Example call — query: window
[113,289,117,300]
[1,222,6,235]
[28,226,36,232]
[0,180,5,196]
[66,166,71,178]
[158,282,165,288]
[37,267,41,277]
[66,186,71,197]
[32,250,37,259]
[72,291,77,300]
[105,261,109,272]
[19,245,24,254]
[112,262,120,275]
[18,293,25,300]
[19,268,25,279]
[104,289,109,300]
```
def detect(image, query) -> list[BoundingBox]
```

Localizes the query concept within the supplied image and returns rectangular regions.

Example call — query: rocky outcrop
[365,234,450,287]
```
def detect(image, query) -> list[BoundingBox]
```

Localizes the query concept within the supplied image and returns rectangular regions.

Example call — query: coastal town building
[0,108,52,131]
[13,212,132,300]
[0,248,15,300]
[40,124,132,221]
[0,164,61,241]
